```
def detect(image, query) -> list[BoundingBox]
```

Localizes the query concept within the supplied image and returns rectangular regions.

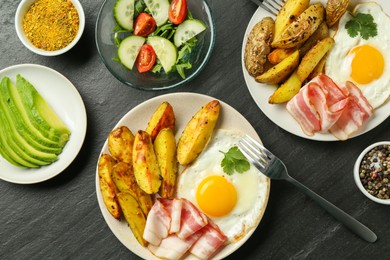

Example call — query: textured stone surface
[1,0,390,259]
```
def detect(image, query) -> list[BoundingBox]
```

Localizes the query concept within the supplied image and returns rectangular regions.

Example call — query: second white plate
[241,0,390,141]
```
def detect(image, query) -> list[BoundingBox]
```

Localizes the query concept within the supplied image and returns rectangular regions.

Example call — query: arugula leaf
[134,0,146,18]
[345,13,377,40]
[220,146,250,175]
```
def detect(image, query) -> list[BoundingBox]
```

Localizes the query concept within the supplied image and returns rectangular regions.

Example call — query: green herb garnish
[220,146,250,175]
[345,13,377,40]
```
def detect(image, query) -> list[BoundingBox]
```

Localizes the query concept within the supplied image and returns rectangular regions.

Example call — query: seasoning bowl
[95,0,215,91]
[15,0,85,56]
[354,141,390,205]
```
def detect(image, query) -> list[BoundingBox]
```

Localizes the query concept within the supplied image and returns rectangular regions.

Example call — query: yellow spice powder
[23,0,80,51]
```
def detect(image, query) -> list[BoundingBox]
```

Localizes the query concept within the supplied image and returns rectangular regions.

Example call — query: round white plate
[0,64,87,184]
[96,93,270,260]
[242,0,390,141]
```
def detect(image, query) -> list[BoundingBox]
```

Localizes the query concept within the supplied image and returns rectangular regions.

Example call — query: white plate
[0,64,87,184]
[242,0,390,141]
[95,93,270,260]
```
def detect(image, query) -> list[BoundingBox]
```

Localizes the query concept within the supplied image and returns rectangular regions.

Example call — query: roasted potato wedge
[308,54,327,80]
[177,100,220,165]
[117,191,147,246]
[273,0,310,43]
[108,126,134,164]
[326,0,350,27]
[111,161,153,216]
[269,71,302,104]
[154,128,178,198]
[98,154,121,219]
[272,3,325,49]
[244,17,275,77]
[268,47,297,65]
[297,37,334,82]
[299,22,329,57]
[256,50,300,84]
[133,130,161,194]
[145,102,175,141]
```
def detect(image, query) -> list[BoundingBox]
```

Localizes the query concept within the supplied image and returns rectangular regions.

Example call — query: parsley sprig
[345,13,377,40]
[220,146,250,175]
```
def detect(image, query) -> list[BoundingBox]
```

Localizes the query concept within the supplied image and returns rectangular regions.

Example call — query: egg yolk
[196,175,237,217]
[350,44,384,85]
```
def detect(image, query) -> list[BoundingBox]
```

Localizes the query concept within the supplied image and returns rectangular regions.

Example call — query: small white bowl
[354,141,390,205]
[15,0,85,56]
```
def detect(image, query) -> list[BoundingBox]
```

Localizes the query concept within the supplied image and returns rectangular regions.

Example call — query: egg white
[176,129,269,242]
[325,2,390,109]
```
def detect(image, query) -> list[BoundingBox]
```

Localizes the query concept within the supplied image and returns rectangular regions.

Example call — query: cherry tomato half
[168,0,188,25]
[136,44,157,73]
[134,13,157,37]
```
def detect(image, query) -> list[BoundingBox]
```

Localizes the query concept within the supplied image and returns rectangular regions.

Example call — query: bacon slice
[158,198,183,233]
[286,74,373,140]
[176,198,208,239]
[329,82,373,140]
[190,218,228,260]
[148,232,202,260]
[143,199,171,246]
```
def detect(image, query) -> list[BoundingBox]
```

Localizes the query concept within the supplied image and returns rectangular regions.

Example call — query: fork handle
[287,177,377,243]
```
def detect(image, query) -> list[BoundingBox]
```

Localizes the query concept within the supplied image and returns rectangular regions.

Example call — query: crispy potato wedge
[111,161,153,216]
[326,0,350,27]
[297,37,334,82]
[117,191,147,246]
[98,154,121,219]
[273,0,310,43]
[145,102,175,141]
[244,17,275,77]
[256,50,300,84]
[154,128,178,198]
[299,22,329,57]
[269,71,302,104]
[133,130,161,194]
[308,54,327,80]
[108,126,134,164]
[268,47,297,65]
[177,100,220,165]
[272,3,325,49]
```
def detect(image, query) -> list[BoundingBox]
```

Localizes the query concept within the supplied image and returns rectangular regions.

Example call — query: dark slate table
[1,0,390,259]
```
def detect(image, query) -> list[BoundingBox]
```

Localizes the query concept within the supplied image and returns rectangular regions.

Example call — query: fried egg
[325,2,390,109]
[176,129,269,242]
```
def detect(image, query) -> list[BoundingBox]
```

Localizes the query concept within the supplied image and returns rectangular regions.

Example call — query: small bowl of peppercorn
[354,141,390,205]
[15,0,85,56]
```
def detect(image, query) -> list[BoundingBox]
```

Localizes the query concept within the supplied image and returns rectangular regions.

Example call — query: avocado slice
[0,106,39,168]
[0,77,63,153]
[0,79,57,166]
[16,74,70,145]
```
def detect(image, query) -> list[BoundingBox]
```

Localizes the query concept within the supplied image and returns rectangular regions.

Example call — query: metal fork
[251,0,284,16]
[238,135,377,243]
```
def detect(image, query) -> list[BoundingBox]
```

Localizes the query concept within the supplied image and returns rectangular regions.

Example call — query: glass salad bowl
[95,0,215,91]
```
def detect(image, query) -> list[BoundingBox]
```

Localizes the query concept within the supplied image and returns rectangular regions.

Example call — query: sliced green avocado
[0,77,63,153]
[0,80,57,166]
[16,74,70,145]
[0,105,39,168]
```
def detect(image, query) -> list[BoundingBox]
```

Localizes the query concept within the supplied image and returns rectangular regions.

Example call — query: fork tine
[243,135,274,159]
[251,0,279,16]
[261,2,279,16]
[265,0,282,10]
[239,137,270,164]
[238,141,267,172]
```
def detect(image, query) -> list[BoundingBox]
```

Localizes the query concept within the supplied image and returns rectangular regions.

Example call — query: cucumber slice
[114,0,135,31]
[147,36,177,73]
[143,0,170,26]
[118,36,145,70]
[174,19,207,47]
